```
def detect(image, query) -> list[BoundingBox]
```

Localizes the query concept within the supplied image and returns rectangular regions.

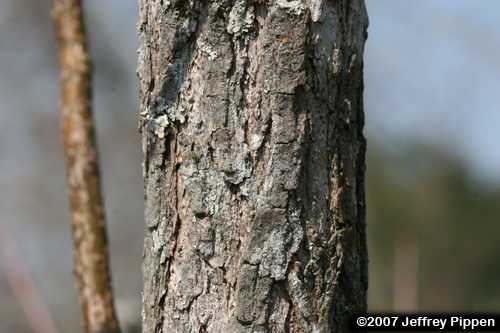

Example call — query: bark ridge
[138,1,368,332]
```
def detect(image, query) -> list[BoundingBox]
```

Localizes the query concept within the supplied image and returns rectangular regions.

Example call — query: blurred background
[0,0,499,331]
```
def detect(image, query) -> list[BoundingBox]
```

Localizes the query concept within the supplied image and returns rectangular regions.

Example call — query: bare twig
[0,225,59,333]
[52,1,121,332]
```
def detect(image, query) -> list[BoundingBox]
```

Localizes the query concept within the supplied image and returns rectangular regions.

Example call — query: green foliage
[367,141,500,311]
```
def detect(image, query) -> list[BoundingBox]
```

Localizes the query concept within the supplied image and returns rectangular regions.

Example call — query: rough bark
[53,1,121,332]
[138,1,368,332]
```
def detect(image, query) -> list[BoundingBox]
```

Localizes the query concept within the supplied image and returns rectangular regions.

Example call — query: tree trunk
[53,1,121,332]
[138,1,368,332]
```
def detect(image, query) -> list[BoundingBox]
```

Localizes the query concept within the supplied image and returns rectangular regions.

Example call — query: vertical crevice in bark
[139,1,368,332]
[52,1,121,333]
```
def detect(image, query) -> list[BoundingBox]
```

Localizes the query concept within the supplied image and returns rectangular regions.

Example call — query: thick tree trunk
[138,1,368,332]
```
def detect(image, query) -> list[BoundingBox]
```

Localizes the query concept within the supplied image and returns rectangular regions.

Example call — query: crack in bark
[139,1,369,332]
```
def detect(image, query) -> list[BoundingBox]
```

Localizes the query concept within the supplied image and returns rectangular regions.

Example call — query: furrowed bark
[52,1,121,332]
[138,1,368,332]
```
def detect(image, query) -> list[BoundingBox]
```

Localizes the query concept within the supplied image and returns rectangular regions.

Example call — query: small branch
[0,226,59,333]
[52,1,121,333]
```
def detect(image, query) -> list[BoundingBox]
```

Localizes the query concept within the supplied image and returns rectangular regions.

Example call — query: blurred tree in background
[368,142,500,312]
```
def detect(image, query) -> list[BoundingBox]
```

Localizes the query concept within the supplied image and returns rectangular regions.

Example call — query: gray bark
[138,1,368,332]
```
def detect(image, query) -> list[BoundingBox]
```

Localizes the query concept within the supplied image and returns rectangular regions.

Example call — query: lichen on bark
[138,1,368,332]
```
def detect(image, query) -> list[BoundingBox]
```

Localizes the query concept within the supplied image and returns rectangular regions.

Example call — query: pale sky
[365,0,500,182]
